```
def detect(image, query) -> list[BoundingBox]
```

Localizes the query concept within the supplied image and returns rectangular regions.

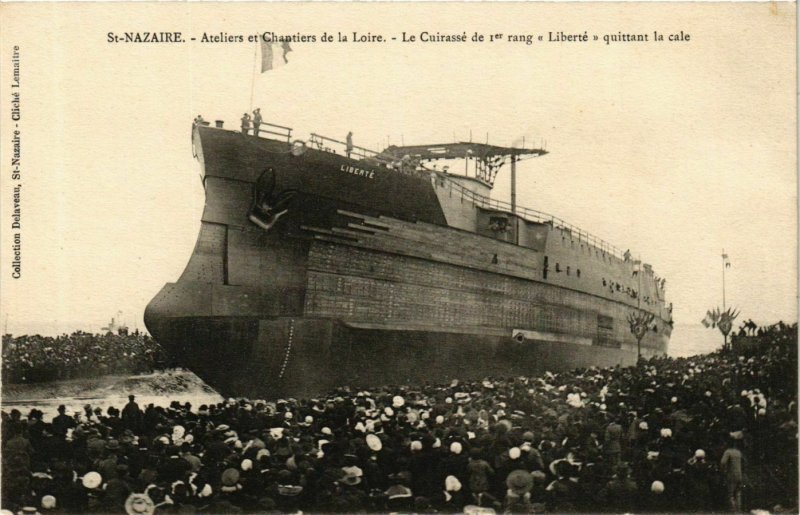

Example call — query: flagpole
[637,254,642,361]
[249,41,258,112]
[722,248,726,311]
[722,248,727,349]
[637,255,642,313]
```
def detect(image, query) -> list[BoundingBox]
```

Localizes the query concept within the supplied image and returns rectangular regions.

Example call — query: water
[1,369,223,420]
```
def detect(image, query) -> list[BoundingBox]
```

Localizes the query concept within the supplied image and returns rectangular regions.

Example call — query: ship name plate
[340,164,375,179]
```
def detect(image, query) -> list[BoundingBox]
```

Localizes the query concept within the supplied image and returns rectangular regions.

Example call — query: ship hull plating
[145,125,671,398]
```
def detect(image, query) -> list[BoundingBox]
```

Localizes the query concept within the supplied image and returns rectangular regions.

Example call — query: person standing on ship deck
[346,131,354,158]
[252,108,262,136]
[241,113,251,135]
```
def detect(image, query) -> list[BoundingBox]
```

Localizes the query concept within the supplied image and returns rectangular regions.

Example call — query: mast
[510,155,517,214]
[249,42,258,111]
[511,155,519,245]
[722,248,727,310]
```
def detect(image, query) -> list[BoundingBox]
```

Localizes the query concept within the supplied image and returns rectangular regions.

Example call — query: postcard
[0,3,796,514]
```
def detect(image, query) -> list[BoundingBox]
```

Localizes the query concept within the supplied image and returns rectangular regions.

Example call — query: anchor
[248,167,296,231]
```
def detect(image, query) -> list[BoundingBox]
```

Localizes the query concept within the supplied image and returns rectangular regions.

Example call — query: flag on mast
[701,309,719,328]
[723,253,731,268]
[261,41,292,72]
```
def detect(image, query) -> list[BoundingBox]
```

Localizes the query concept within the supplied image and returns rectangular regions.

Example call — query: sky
[0,3,796,338]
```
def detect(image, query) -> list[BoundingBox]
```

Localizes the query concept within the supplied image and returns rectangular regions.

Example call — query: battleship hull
[145,125,671,398]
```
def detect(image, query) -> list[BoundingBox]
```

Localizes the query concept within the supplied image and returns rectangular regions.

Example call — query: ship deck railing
[216,119,627,260]
[439,173,626,260]
[308,133,397,164]
[255,122,293,142]
[203,119,294,142]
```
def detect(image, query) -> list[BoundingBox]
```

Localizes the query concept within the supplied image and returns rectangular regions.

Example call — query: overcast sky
[1,3,795,336]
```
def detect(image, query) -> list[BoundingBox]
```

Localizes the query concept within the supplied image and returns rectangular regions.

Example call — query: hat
[694,449,706,459]
[509,447,521,460]
[106,439,121,451]
[277,485,303,496]
[392,395,405,408]
[124,493,155,515]
[522,431,535,442]
[257,449,271,460]
[410,440,423,451]
[506,470,533,495]
[366,434,382,452]
[82,471,102,489]
[41,496,56,509]
[436,415,445,424]
[530,470,547,481]
[321,427,333,436]
[445,475,462,492]
[198,484,213,498]
[450,442,462,455]
[385,484,413,500]
[221,468,240,487]
[241,459,253,471]
[660,428,672,438]
[639,421,649,431]
[340,466,363,486]
[651,480,665,493]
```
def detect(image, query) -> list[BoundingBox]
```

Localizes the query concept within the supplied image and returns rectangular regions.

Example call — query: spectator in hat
[600,463,637,513]
[721,439,746,512]
[51,406,75,439]
[685,449,713,512]
[121,395,141,433]
[240,113,251,135]
[604,418,623,468]
[467,447,494,503]
[504,469,534,513]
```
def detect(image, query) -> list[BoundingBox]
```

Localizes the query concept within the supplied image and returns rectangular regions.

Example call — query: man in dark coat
[51,405,76,438]
[121,395,141,433]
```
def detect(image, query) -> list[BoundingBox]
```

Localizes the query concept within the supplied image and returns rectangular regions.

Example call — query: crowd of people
[1,325,797,514]
[2,332,167,384]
